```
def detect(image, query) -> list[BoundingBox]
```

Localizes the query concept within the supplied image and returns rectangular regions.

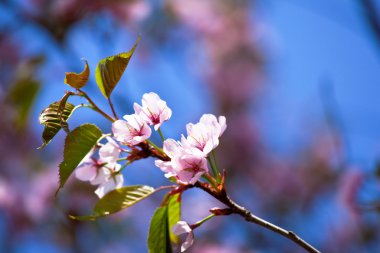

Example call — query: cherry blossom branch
[77,89,115,122]
[126,142,169,163]
[193,182,320,253]
[155,185,177,193]
[107,97,119,119]
[146,140,164,153]
[359,201,380,212]
[157,128,165,141]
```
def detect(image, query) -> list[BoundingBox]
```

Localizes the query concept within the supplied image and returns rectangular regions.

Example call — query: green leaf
[95,36,140,98]
[167,195,181,243]
[57,92,75,133]
[58,124,102,191]
[69,185,155,221]
[148,206,173,253]
[38,101,75,149]
[6,78,40,129]
[64,60,90,89]
[167,194,181,244]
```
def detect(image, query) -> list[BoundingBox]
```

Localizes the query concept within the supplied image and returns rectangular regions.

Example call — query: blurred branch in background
[319,78,350,172]
[359,0,380,51]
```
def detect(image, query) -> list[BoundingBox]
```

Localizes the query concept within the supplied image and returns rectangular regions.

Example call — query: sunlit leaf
[95,36,140,98]
[148,206,173,253]
[70,185,156,221]
[38,101,75,149]
[94,185,155,214]
[64,60,90,89]
[58,124,102,191]
[57,92,74,133]
[167,193,181,244]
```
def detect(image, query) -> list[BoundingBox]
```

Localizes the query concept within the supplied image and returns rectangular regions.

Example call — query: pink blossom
[182,114,226,156]
[199,114,226,136]
[112,114,151,145]
[98,137,121,165]
[0,179,15,209]
[172,221,194,252]
[172,150,208,184]
[338,169,364,217]
[126,0,151,22]
[168,0,223,34]
[75,149,99,181]
[94,173,124,198]
[155,139,208,184]
[75,148,124,198]
[75,160,99,182]
[133,92,172,130]
[91,164,124,198]
[24,169,57,221]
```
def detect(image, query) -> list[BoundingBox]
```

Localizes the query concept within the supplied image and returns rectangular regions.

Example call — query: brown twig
[150,152,320,252]
[77,89,115,122]
[194,182,320,253]
[107,97,119,120]
[127,141,170,163]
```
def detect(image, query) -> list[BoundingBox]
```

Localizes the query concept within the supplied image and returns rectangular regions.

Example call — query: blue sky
[255,0,380,170]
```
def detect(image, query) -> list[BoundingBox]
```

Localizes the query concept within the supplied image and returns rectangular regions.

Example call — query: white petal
[185,123,195,136]
[200,114,217,125]
[176,170,195,184]
[112,120,130,142]
[155,160,173,173]
[160,106,172,122]
[133,102,143,115]
[113,163,122,173]
[90,167,109,185]
[153,123,162,131]
[188,171,205,184]
[142,92,161,115]
[181,232,194,252]
[163,139,181,158]
[75,163,97,181]
[124,114,140,130]
[94,174,124,198]
[105,136,118,146]
[113,173,124,188]
[99,139,120,164]
[218,116,227,135]
[172,221,192,235]
[141,123,152,139]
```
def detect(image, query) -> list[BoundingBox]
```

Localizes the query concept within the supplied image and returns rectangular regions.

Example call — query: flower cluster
[155,114,226,184]
[75,92,172,198]
[75,137,123,198]
[75,91,226,199]
[112,92,172,144]
[73,91,227,252]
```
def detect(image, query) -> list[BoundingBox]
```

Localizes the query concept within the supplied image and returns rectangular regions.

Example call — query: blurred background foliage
[1,0,380,252]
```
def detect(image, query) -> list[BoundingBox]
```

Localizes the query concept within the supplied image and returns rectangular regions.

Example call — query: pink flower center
[189,135,206,151]
[147,107,162,125]
[183,159,204,177]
